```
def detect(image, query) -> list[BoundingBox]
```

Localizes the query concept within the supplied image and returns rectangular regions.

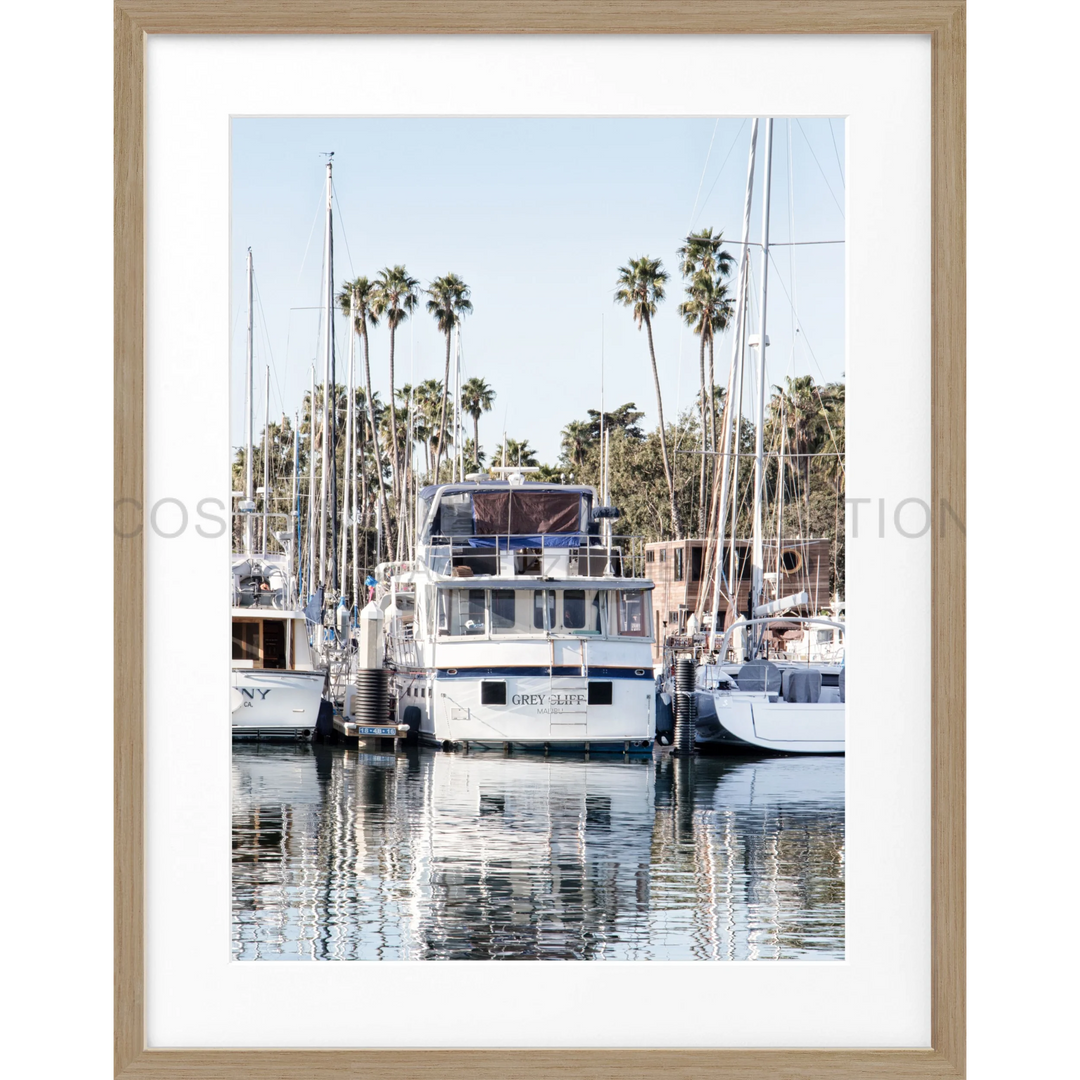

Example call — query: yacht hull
[231,667,325,738]
[394,669,655,751]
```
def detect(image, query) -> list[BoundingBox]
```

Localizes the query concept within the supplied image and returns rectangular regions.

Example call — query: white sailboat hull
[231,667,325,738]
[696,691,844,755]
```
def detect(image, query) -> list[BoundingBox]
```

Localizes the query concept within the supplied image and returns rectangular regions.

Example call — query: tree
[460,376,495,471]
[678,230,735,442]
[425,274,473,478]
[585,403,645,443]
[560,419,593,467]
[490,437,539,469]
[412,378,445,478]
[338,276,390,561]
[679,270,735,534]
[678,229,735,537]
[614,256,681,538]
[372,265,419,530]
[461,437,485,472]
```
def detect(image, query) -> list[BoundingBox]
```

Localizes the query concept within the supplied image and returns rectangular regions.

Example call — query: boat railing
[385,620,420,670]
[713,616,846,663]
[231,565,297,610]
[419,532,647,579]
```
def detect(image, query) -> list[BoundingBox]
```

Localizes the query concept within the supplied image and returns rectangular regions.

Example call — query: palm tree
[461,437,485,471]
[769,374,823,521]
[677,227,735,281]
[560,419,593,468]
[460,376,495,470]
[338,276,389,561]
[426,274,473,478]
[372,265,419,529]
[413,378,444,478]
[678,230,735,442]
[680,270,735,534]
[614,256,681,538]
[491,437,539,469]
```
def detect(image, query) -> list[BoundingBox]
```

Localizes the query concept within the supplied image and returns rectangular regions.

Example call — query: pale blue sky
[230,117,844,464]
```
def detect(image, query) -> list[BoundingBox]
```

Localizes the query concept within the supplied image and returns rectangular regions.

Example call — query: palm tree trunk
[644,313,681,539]
[434,328,452,480]
[357,425,368,551]
[386,326,401,553]
[698,328,708,536]
[362,326,390,564]
[707,330,717,451]
[472,413,480,471]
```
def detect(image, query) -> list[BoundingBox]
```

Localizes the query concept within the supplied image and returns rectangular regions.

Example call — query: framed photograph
[116,2,964,1076]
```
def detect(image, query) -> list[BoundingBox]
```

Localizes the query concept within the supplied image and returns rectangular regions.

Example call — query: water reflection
[232,746,844,960]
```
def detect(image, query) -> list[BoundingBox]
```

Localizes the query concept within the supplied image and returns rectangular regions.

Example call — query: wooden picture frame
[115,2,965,1076]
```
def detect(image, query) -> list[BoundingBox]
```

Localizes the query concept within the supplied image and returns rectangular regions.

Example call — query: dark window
[261,620,286,669]
[659,549,666,563]
[533,590,554,630]
[232,620,260,663]
[674,548,684,581]
[563,590,586,629]
[480,681,507,705]
[588,681,613,705]
[490,590,516,630]
[691,545,703,582]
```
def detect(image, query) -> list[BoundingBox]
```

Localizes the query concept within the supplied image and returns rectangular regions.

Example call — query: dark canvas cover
[472,491,581,535]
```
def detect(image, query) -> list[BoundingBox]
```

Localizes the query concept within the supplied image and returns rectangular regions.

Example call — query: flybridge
[414,481,644,580]
[417,482,595,547]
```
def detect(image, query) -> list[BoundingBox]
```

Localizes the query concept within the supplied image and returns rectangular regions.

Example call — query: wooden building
[643,537,834,661]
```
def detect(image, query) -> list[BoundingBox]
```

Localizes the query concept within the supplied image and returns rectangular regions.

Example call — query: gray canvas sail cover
[472,491,581,535]
[735,660,783,693]
[781,667,822,703]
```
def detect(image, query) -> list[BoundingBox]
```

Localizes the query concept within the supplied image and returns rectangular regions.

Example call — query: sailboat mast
[291,412,299,601]
[262,366,270,552]
[318,155,333,590]
[600,314,606,504]
[307,365,316,600]
[708,118,758,650]
[340,289,354,600]
[244,248,254,555]
[452,324,460,482]
[750,118,774,656]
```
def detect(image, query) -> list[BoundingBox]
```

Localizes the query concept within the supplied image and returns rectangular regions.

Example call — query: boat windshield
[436,586,650,639]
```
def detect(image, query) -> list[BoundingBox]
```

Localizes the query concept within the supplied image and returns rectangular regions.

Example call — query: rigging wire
[252,271,286,419]
[330,179,356,279]
[795,119,845,219]
[828,118,846,187]
[765,248,845,483]
[295,179,325,286]
[686,118,720,232]
[691,119,749,229]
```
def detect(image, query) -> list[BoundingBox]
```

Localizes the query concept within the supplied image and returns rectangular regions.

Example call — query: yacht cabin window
[435,586,649,639]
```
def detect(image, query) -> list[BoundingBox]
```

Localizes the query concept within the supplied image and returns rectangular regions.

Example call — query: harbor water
[232,744,844,961]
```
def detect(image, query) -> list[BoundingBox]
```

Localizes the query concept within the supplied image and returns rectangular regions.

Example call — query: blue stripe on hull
[434,666,654,680]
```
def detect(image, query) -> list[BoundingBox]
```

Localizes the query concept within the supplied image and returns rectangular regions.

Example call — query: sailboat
[677,118,845,755]
[231,247,327,738]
